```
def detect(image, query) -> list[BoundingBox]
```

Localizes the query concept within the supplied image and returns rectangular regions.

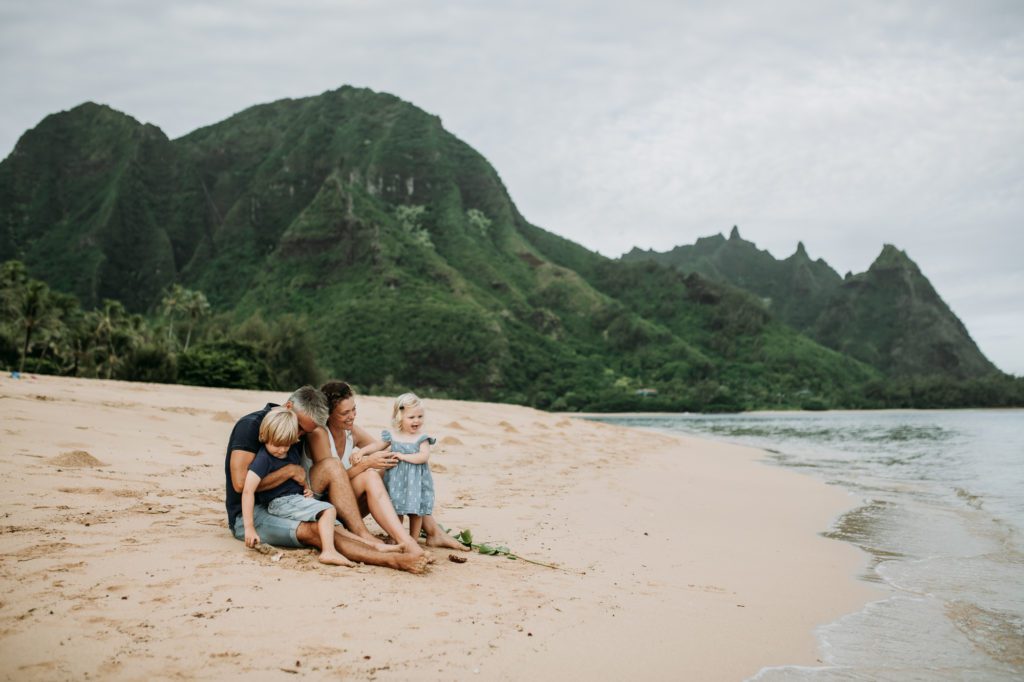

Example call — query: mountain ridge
[1,87,1008,411]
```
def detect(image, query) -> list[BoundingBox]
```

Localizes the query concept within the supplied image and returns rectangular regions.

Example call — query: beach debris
[452,528,574,572]
[448,554,467,564]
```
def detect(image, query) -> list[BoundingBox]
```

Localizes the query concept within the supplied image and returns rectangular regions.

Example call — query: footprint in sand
[429,462,448,473]
[555,418,573,428]
[211,411,235,423]
[444,421,466,430]
[499,420,519,433]
[57,486,106,495]
[178,449,204,457]
[440,436,463,446]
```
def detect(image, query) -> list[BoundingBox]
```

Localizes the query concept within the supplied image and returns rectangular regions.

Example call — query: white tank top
[302,427,354,483]
[330,428,355,470]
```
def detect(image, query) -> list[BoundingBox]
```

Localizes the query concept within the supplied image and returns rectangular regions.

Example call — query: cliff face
[0,103,194,310]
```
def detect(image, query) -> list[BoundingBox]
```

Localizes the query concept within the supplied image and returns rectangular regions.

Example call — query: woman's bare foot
[401,540,426,557]
[319,551,357,567]
[426,532,471,551]
[374,542,404,554]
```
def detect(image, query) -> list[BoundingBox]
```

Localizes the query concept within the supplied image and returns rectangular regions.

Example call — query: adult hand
[290,464,307,485]
[366,449,398,470]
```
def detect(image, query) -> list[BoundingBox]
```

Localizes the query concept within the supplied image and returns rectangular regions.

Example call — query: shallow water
[586,410,1024,680]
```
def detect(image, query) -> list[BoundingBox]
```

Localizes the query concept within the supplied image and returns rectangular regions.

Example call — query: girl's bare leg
[316,509,355,566]
[408,514,423,543]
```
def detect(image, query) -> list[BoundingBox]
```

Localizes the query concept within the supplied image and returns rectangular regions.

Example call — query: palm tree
[160,284,210,352]
[160,284,186,347]
[89,299,142,379]
[181,288,210,352]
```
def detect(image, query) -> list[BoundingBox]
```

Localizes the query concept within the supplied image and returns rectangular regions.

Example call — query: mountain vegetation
[2,87,1019,410]
[624,228,999,380]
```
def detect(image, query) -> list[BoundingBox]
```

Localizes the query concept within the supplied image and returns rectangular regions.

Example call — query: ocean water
[586,410,1024,680]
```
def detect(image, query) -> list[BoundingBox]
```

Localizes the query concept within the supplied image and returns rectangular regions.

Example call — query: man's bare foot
[319,551,357,567]
[426,532,471,551]
[390,553,431,574]
[374,542,403,554]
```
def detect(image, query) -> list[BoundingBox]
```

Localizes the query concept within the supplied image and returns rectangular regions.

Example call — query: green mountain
[5,86,979,411]
[624,228,998,380]
[0,103,202,311]
[813,245,998,379]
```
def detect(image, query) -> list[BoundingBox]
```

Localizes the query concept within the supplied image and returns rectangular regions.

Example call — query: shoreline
[0,375,878,680]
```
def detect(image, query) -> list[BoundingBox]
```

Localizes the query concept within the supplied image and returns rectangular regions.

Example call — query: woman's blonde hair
[391,392,423,428]
[259,407,300,446]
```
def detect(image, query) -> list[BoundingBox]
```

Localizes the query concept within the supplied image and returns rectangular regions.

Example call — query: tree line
[0,260,321,390]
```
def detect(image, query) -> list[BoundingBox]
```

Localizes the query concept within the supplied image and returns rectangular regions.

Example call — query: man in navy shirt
[224,386,429,573]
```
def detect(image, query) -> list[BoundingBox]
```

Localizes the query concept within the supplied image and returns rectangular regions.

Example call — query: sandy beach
[0,375,877,680]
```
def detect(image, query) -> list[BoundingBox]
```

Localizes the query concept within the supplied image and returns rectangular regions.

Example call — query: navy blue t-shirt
[225,403,278,528]
[249,445,306,505]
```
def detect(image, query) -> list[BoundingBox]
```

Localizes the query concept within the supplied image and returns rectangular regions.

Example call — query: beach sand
[0,375,876,680]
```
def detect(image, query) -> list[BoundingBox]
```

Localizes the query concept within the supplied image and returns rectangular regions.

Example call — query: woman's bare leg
[422,514,471,550]
[350,470,423,556]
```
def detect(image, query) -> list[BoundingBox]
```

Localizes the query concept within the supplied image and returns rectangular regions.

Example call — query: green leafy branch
[451,528,572,572]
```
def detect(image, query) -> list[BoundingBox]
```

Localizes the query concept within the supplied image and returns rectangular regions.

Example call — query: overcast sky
[1,0,1021,374]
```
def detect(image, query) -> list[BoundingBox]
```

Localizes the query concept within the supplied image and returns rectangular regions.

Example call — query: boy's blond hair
[259,407,300,446]
[391,392,423,428]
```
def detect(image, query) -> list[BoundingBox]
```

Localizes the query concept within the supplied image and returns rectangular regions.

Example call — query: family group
[223,382,468,573]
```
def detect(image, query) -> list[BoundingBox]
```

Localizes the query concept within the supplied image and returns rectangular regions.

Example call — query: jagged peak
[870,244,920,272]
[694,233,727,249]
[728,225,741,240]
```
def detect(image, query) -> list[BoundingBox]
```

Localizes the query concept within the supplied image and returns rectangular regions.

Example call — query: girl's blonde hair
[259,407,300,446]
[391,392,423,429]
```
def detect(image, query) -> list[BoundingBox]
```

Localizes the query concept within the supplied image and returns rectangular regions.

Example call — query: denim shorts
[267,495,334,522]
[232,504,304,548]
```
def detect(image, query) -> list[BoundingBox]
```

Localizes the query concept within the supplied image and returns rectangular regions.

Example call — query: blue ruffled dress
[381,430,436,516]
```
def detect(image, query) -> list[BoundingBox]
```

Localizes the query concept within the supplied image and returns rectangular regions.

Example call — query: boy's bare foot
[426,532,471,551]
[319,551,357,567]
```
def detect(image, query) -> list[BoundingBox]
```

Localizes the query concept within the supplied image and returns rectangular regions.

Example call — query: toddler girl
[381,393,438,543]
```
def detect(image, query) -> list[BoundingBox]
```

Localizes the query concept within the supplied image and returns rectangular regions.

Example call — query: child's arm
[230,450,303,493]
[241,470,263,547]
[396,440,430,465]
[349,424,390,465]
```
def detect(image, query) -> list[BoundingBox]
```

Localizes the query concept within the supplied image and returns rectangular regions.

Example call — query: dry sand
[0,375,877,680]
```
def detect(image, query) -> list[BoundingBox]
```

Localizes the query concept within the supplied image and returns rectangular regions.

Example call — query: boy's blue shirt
[249,443,307,506]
